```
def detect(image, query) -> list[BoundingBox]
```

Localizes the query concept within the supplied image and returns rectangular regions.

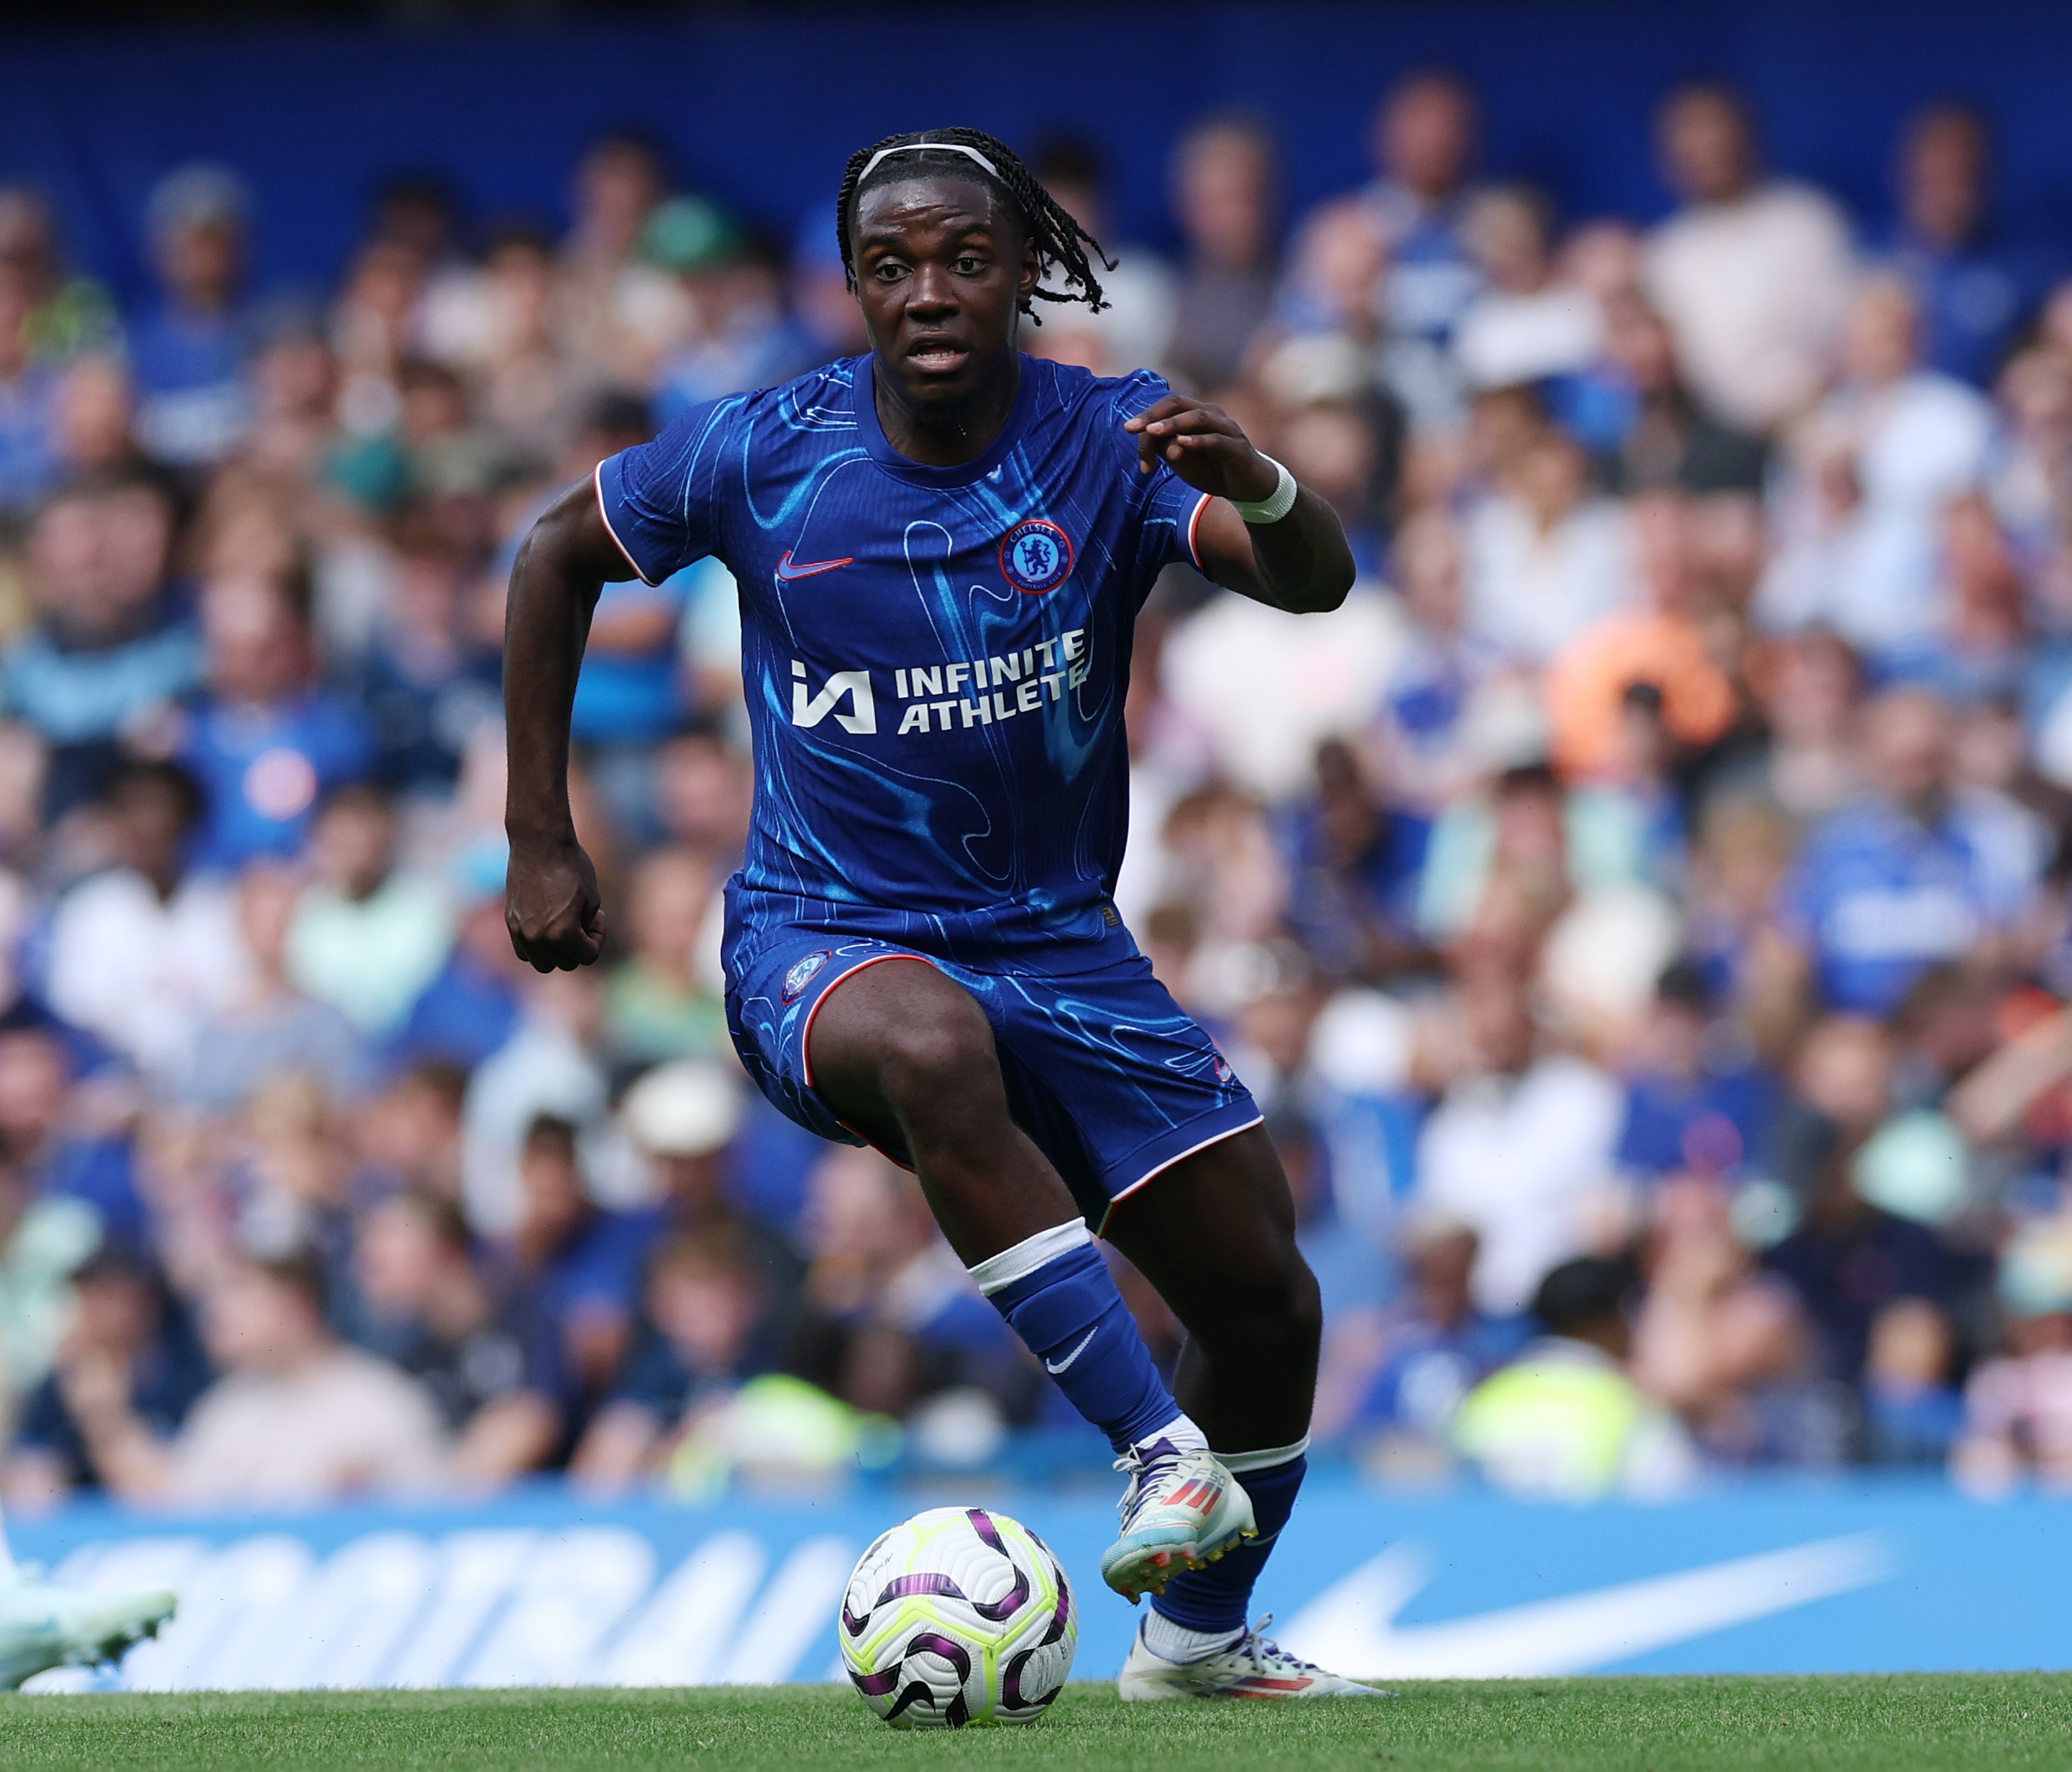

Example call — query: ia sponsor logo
[791,661,876,734]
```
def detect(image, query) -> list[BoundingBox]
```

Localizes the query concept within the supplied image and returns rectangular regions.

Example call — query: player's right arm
[502,479,631,971]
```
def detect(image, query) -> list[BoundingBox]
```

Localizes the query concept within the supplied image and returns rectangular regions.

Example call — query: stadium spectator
[1630,1176,1836,1466]
[446,224,586,466]
[603,845,729,1067]
[1614,959,1780,1186]
[1861,1294,1965,1465]
[355,1059,468,1203]
[0,1108,108,1402]
[0,261,58,517]
[0,187,117,366]
[1573,291,1769,496]
[1417,761,1647,948]
[1314,1217,1524,1474]
[1165,116,1282,394]
[390,861,526,1071]
[1453,1254,1700,1499]
[1643,82,1855,435]
[1451,185,1600,395]
[285,783,454,1040]
[649,204,814,417]
[1883,102,2055,390]
[0,1014,151,1252]
[347,517,502,793]
[3,473,202,817]
[2,1247,209,1505]
[68,1252,445,1506]
[1301,68,1484,430]
[568,1225,779,1494]
[1761,1016,1959,1385]
[503,1113,651,1417]
[181,567,376,870]
[1953,1219,2072,1491]
[1410,962,1626,1315]
[44,760,246,1085]
[1464,419,1636,667]
[177,859,372,1114]
[1274,738,1431,984]
[126,166,258,469]
[789,1145,1028,1427]
[349,1190,559,1489]
[1362,70,1481,341]
[459,970,611,1237]
[1366,506,1493,814]
[555,131,689,390]
[1760,274,1995,656]
[1776,687,2044,1016]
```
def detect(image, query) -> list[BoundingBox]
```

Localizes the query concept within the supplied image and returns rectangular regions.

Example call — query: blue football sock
[970,1222,1183,1455]
[1149,1442,1308,1637]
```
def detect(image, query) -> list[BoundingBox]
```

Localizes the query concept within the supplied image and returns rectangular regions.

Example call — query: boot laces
[1111,1441,1182,1521]
[1234,1615,1322,1678]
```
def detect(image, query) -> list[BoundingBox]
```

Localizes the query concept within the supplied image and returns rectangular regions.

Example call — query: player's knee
[1283,1256,1324,1360]
[874,999,999,1119]
[1200,1244,1321,1370]
[1256,1252,1323,1364]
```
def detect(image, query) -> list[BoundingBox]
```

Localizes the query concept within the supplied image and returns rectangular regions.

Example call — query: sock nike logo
[1045,1328,1100,1374]
[775,550,855,581]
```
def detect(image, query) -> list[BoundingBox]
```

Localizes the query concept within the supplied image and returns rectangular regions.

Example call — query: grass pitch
[0,1676,2066,1770]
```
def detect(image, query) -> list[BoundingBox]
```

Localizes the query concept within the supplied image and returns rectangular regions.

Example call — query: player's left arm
[1124,394,1356,613]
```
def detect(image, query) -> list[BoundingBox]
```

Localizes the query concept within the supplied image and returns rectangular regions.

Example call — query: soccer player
[0,1503,174,1688]
[505,127,1376,1701]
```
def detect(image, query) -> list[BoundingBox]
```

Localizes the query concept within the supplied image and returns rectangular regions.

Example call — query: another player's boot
[0,1567,176,1690]
[1117,1612,1388,1701]
[1100,1436,1256,1602]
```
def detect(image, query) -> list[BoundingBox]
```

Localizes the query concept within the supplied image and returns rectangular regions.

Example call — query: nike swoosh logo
[775,550,854,581]
[1045,1328,1099,1375]
[1276,1533,1891,1678]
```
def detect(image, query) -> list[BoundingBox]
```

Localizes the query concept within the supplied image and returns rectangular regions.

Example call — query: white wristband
[1228,455,1299,524]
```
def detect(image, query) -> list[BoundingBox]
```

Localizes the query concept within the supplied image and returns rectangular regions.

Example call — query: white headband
[858,141,1002,184]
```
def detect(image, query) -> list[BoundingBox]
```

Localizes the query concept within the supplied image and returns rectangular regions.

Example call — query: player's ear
[1019,238,1040,297]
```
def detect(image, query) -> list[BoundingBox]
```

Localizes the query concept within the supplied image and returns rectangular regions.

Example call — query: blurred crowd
[6,71,2072,1513]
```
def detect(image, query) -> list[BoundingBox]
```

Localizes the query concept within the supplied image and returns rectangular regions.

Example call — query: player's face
[851,175,1039,410]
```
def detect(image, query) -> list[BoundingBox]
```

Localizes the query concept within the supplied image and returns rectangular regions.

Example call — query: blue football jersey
[1777,792,2043,1013]
[597,352,1209,968]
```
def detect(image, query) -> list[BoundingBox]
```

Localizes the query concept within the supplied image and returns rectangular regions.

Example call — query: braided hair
[835,126,1113,322]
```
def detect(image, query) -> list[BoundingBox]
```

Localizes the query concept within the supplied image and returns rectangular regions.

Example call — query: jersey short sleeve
[1108,370,1214,586]
[595,394,747,587]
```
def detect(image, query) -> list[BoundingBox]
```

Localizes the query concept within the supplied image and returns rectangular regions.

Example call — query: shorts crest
[781,949,833,1002]
[999,518,1075,595]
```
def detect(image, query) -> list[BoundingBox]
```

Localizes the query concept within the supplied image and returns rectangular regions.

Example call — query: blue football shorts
[723,914,1263,1235]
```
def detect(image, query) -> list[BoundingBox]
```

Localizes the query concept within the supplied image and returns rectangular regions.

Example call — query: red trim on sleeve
[1184,491,1211,570]
[592,461,659,587]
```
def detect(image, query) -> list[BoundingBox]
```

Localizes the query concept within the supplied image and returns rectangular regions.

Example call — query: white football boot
[0,1566,176,1690]
[1099,1436,1256,1602]
[1118,1612,1388,1701]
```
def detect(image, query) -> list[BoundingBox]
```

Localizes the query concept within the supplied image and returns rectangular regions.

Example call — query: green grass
[1,1678,2067,1771]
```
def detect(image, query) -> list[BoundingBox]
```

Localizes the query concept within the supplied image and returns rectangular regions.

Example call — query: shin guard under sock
[970,1222,1189,1456]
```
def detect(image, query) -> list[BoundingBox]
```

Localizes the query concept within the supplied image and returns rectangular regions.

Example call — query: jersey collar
[854,350,1038,488]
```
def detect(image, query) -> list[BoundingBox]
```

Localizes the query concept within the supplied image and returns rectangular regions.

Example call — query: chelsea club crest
[998,518,1075,595]
[781,949,832,1003]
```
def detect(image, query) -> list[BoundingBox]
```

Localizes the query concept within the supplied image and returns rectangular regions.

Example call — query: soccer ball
[838,1506,1076,1728]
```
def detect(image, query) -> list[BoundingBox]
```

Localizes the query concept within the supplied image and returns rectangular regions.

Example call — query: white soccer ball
[838,1505,1076,1728]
